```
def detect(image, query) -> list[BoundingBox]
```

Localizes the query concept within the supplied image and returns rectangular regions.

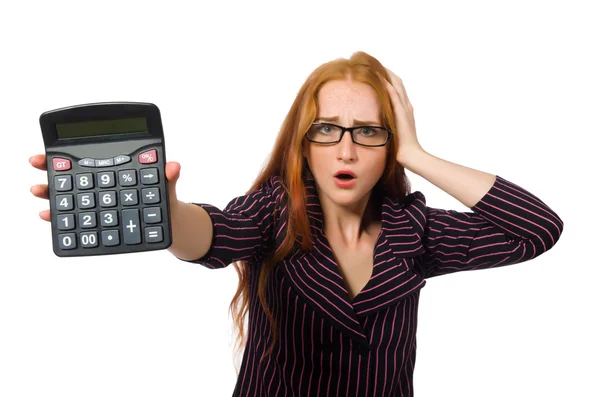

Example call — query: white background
[2,0,598,396]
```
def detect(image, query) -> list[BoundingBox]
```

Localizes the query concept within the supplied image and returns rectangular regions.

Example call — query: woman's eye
[360,128,375,136]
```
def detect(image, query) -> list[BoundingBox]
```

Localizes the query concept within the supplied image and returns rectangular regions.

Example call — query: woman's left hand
[379,67,425,165]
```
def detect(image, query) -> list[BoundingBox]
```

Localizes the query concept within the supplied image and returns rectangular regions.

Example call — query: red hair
[228,51,412,372]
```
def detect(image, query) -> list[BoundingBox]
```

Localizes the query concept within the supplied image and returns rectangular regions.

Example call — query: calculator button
[118,170,137,186]
[122,209,141,244]
[97,171,116,188]
[78,158,95,167]
[145,226,163,243]
[101,230,120,246]
[138,149,157,164]
[113,155,130,165]
[78,212,96,228]
[56,194,73,211]
[80,231,98,248]
[95,158,114,167]
[52,158,71,171]
[100,210,118,226]
[77,193,95,209]
[141,187,160,204]
[58,233,77,250]
[98,191,117,207]
[143,207,162,224]
[120,189,138,206]
[76,173,94,190]
[140,168,158,185]
[57,214,75,230]
[54,175,72,191]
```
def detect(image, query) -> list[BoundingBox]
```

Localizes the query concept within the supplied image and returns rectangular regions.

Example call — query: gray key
[102,230,120,246]
[142,187,160,204]
[56,194,73,211]
[100,210,118,227]
[145,226,163,243]
[76,173,94,190]
[143,207,161,224]
[97,171,115,188]
[80,231,98,248]
[140,168,158,185]
[54,175,72,191]
[78,158,95,167]
[122,209,141,244]
[120,189,138,206]
[58,233,77,250]
[99,191,117,207]
[77,193,95,209]
[57,214,75,230]
[95,158,114,167]
[79,212,96,228]
[113,155,130,165]
[118,169,137,187]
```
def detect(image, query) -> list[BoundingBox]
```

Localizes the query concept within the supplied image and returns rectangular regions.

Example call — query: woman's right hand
[29,154,182,222]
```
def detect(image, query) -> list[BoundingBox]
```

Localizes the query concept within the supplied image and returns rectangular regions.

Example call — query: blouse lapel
[275,174,426,346]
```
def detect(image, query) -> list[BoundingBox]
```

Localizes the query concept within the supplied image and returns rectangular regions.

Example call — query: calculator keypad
[50,147,168,254]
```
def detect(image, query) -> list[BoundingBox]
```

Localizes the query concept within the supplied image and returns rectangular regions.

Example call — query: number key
[99,191,117,207]
[76,173,94,190]
[79,212,96,228]
[58,233,77,250]
[80,231,98,248]
[77,193,95,209]
[57,214,75,230]
[54,175,72,191]
[55,194,73,211]
[100,210,118,226]
[97,171,115,188]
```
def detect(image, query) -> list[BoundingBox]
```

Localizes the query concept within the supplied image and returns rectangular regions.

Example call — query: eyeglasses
[306,122,391,147]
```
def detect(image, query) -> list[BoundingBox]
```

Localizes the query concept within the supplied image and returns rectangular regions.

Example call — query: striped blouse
[181,173,563,396]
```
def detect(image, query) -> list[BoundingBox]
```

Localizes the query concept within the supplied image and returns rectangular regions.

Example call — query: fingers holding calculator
[36,102,174,257]
[29,154,51,221]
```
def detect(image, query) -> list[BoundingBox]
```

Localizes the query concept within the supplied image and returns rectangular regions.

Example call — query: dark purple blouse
[181,173,563,396]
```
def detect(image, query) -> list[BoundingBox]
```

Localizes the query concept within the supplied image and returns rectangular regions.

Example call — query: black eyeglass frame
[306,122,392,147]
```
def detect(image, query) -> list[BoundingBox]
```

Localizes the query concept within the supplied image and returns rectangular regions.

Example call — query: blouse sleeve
[416,175,564,279]
[180,175,285,269]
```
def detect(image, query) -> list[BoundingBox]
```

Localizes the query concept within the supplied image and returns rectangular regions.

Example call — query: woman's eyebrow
[315,116,380,126]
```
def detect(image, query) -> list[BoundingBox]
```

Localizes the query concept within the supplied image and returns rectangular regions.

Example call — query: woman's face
[303,78,388,209]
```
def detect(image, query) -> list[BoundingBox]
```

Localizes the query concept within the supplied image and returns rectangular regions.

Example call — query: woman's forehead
[317,80,380,120]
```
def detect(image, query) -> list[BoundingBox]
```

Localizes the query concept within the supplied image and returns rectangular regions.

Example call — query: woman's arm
[401,149,564,278]
[168,201,213,261]
[170,176,285,269]
[401,149,497,208]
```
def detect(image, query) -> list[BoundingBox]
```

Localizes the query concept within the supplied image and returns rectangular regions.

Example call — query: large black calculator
[39,102,172,257]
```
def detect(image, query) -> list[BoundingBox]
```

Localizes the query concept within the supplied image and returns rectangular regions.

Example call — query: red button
[52,158,71,171]
[138,149,157,164]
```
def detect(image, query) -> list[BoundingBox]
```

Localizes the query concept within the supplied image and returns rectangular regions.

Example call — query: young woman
[30,51,563,396]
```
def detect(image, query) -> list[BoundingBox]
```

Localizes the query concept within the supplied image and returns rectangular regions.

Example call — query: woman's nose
[337,130,357,160]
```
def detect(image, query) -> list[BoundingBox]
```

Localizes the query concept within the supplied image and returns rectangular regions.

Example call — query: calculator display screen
[55,117,148,139]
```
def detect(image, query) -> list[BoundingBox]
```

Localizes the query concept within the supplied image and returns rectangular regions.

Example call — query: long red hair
[228,51,412,373]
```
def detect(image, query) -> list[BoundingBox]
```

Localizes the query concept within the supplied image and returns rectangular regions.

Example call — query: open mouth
[335,174,355,180]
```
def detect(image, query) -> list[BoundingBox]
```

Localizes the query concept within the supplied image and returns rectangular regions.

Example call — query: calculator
[39,102,172,257]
